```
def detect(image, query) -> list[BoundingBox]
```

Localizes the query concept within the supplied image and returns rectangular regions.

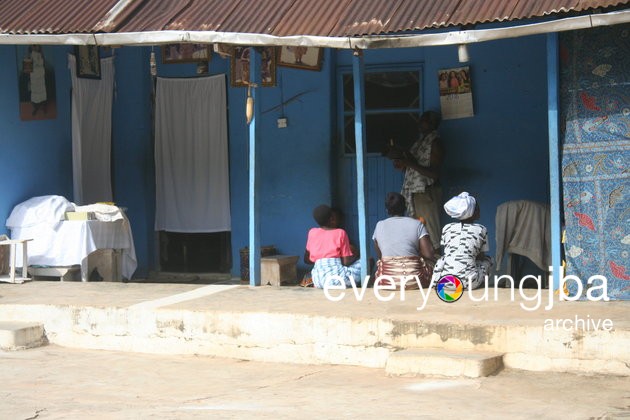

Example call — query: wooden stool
[261,255,299,286]
[0,238,32,284]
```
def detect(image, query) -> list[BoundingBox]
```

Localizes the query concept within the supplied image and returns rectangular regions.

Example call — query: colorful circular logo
[435,274,464,303]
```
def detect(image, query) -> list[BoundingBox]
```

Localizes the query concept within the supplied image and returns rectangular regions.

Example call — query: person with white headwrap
[431,192,493,289]
[444,192,476,220]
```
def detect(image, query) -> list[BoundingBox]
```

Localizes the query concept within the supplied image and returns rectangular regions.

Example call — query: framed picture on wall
[75,45,101,79]
[16,44,58,121]
[162,43,212,64]
[278,46,323,71]
[230,46,276,87]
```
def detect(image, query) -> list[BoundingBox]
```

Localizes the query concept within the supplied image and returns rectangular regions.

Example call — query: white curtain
[68,55,115,205]
[154,74,231,233]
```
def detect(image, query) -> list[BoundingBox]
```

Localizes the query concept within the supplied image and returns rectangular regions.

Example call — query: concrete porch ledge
[0,282,628,376]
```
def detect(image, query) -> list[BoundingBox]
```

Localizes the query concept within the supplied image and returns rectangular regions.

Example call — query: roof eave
[0,9,628,49]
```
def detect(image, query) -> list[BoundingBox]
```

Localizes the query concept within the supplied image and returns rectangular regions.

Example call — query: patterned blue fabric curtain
[560,24,630,300]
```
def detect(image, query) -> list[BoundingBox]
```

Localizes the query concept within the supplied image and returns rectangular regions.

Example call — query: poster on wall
[438,66,473,120]
[278,46,323,71]
[16,45,57,121]
[230,46,276,87]
[75,45,101,79]
[162,43,212,64]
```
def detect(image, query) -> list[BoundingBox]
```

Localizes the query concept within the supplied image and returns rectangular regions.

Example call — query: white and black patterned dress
[431,222,493,289]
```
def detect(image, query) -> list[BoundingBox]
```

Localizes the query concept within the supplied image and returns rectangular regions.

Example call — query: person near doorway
[303,204,361,288]
[392,110,444,251]
[372,192,435,289]
[431,192,493,290]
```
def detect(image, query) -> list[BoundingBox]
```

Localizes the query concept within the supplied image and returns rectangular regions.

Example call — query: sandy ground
[1,345,629,420]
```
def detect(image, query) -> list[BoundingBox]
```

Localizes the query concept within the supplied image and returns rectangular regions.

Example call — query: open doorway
[336,65,422,252]
[159,231,231,273]
[154,75,231,280]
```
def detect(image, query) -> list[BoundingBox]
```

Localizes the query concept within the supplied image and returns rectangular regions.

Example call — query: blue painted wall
[0,33,549,279]
[436,36,549,254]
[228,50,335,274]
[126,47,336,277]
[435,35,550,256]
[336,35,550,264]
[110,47,154,278]
[0,45,156,277]
[0,45,74,235]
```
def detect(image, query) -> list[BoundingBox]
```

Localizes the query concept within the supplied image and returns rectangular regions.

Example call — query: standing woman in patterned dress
[394,110,444,252]
[431,192,493,290]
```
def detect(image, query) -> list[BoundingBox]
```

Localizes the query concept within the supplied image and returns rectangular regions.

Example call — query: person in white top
[373,192,436,289]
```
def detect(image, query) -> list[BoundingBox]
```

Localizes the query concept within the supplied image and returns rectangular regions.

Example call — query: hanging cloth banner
[68,54,115,205]
[154,74,231,233]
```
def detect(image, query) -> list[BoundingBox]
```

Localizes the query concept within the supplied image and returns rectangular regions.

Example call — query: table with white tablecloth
[11,219,137,281]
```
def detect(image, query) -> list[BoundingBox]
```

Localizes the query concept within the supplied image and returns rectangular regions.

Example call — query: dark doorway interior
[159,231,231,273]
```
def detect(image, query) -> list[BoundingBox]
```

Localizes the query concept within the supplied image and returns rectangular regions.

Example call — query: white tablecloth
[11,219,137,280]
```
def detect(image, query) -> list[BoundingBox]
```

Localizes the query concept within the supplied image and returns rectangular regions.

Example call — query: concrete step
[0,321,47,351]
[386,348,504,378]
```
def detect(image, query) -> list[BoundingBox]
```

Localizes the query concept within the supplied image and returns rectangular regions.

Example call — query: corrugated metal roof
[511,0,578,20]
[329,0,404,36]
[117,0,189,32]
[449,0,519,26]
[385,0,462,32]
[0,0,120,34]
[273,0,354,36]
[575,0,628,10]
[220,0,296,34]
[166,0,239,31]
[0,0,628,37]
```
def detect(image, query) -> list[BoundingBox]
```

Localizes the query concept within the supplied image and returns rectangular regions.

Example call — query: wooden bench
[260,255,299,286]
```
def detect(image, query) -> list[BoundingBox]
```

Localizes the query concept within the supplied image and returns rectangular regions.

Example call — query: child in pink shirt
[304,205,361,288]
